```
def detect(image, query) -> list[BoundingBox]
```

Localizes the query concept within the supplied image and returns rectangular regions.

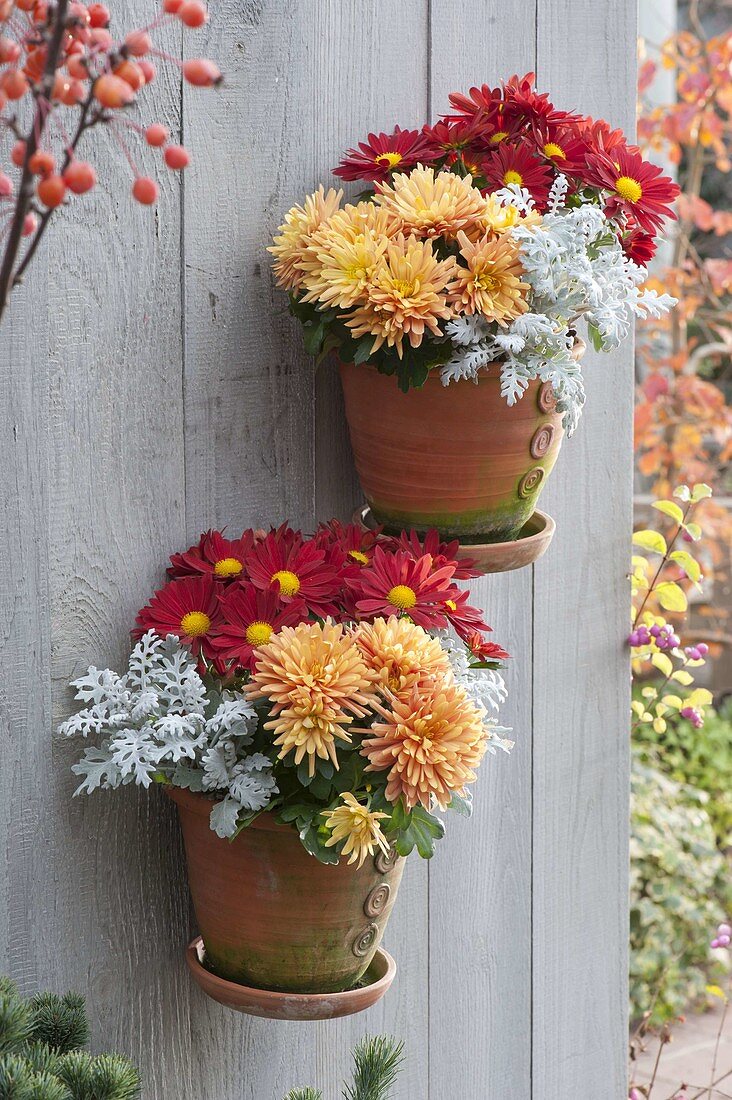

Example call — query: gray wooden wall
[0,1,634,1096]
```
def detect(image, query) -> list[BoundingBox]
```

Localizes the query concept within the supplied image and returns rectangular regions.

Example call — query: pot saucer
[185,937,397,1020]
[354,505,555,575]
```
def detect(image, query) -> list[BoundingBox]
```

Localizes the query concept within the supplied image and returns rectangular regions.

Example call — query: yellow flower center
[348,549,369,565]
[446,599,457,611]
[543,142,565,160]
[245,621,274,647]
[474,271,499,293]
[503,169,523,186]
[490,131,509,144]
[375,151,403,168]
[180,611,211,637]
[213,556,243,578]
[615,175,643,203]
[271,569,301,597]
[392,278,415,298]
[387,584,417,610]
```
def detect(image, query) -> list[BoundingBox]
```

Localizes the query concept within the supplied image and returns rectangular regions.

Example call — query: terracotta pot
[167,787,405,995]
[338,340,584,542]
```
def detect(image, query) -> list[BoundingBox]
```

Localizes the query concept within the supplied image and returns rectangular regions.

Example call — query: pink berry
[0,171,12,197]
[178,0,207,26]
[163,0,183,10]
[21,212,37,236]
[0,35,21,63]
[164,144,190,169]
[10,140,25,167]
[182,58,221,86]
[132,176,158,205]
[125,29,151,56]
[719,923,732,935]
[63,160,96,194]
[145,123,168,147]
[87,2,110,26]
[138,59,156,83]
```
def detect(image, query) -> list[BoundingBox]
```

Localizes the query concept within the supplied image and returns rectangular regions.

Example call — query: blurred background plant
[631,0,732,1030]
[283,1036,404,1100]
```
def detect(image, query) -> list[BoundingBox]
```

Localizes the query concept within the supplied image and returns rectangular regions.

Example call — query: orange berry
[87,2,110,26]
[178,0,207,26]
[67,53,88,79]
[37,174,66,208]
[63,159,96,193]
[22,213,37,236]
[145,123,168,147]
[132,176,158,205]
[138,59,156,83]
[10,140,26,167]
[2,69,29,100]
[114,59,145,91]
[182,58,221,86]
[68,2,91,26]
[15,0,35,10]
[33,0,48,21]
[29,149,55,176]
[164,144,190,169]
[0,172,12,197]
[23,48,46,81]
[62,78,86,104]
[94,73,134,108]
[125,29,151,56]
[89,27,113,49]
[0,36,21,64]
[163,0,183,11]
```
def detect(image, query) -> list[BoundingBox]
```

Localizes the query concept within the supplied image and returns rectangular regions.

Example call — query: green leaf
[587,320,604,352]
[669,550,702,585]
[393,804,445,859]
[655,581,688,613]
[683,522,702,542]
[691,483,712,502]
[448,790,473,818]
[652,500,685,525]
[353,336,375,365]
[673,484,691,502]
[633,529,667,555]
[299,822,340,864]
[302,321,327,357]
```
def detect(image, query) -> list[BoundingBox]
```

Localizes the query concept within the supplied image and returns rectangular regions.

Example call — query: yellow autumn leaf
[671,670,694,686]
[684,522,702,541]
[686,688,713,708]
[633,529,667,554]
[691,483,712,502]
[669,550,702,585]
[706,984,727,1000]
[673,485,691,502]
[655,581,688,612]
[661,694,684,708]
[651,652,673,677]
[653,716,667,733]
[653,500,685,525]
[641,686,658,699]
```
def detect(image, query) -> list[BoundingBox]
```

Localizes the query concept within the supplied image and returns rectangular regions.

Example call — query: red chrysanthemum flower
[621,224,657,266]
[444,589,493,641]
[387,528,479,581]
[530,120,588,176]
[245,532,341,618]
[445,81,503,123]
[481,142,553,208]
[168,529,256,581]
[314,520,383,570]
[423,118,483,154]
[348,547,457,630]
[134,575,221,658]
[333,127,440,183]
[465,631,511,663]
[576,115,630,157]
[584,146,679,235]
[212,583,309,672]
[501,73,564,129]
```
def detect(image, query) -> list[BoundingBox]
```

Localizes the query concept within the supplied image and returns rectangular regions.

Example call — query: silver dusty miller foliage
[59,631,278,837]
[442,180,676,435]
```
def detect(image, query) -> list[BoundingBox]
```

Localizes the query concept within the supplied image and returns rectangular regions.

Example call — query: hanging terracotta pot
[167,787,405,995]
[339,339,585,542]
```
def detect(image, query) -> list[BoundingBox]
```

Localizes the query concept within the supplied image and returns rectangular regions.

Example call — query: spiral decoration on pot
[530,424,555,459]
[374,846,398,874]
[352,923,379,958]
[538,381,558,413]
[518,467,545,499]
[364,883,391,917]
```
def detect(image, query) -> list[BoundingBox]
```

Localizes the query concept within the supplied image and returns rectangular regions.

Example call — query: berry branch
[0,0,222,326]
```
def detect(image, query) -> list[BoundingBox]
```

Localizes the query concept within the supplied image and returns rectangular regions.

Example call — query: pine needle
[343,1036,404,1100]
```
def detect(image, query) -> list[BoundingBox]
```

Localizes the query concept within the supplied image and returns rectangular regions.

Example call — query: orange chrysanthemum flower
[246,620,375,775]
[322,792,390,867]
[354,616,451,701]
[375,165,488,241]
[299,204,393,311]
[361,678,489,810]
[449,231,529,325]
[346,235,456,357]
[268,185,343,291]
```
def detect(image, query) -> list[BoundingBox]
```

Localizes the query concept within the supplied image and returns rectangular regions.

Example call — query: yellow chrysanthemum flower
[449,231,529,326]
[322,792,390,868]
[361,678,489,811]
[346,234,457,357]
[480,194,542,236]
[375,166,488,241]
[354,616,451,700]
[246,619,375,776]
[268,185,343,291]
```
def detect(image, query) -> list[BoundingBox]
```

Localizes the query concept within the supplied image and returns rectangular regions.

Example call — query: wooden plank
[532,1,636,1095]
[426,11,537,1097]
[0,3,192,1096]
[184,2,431,1095]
